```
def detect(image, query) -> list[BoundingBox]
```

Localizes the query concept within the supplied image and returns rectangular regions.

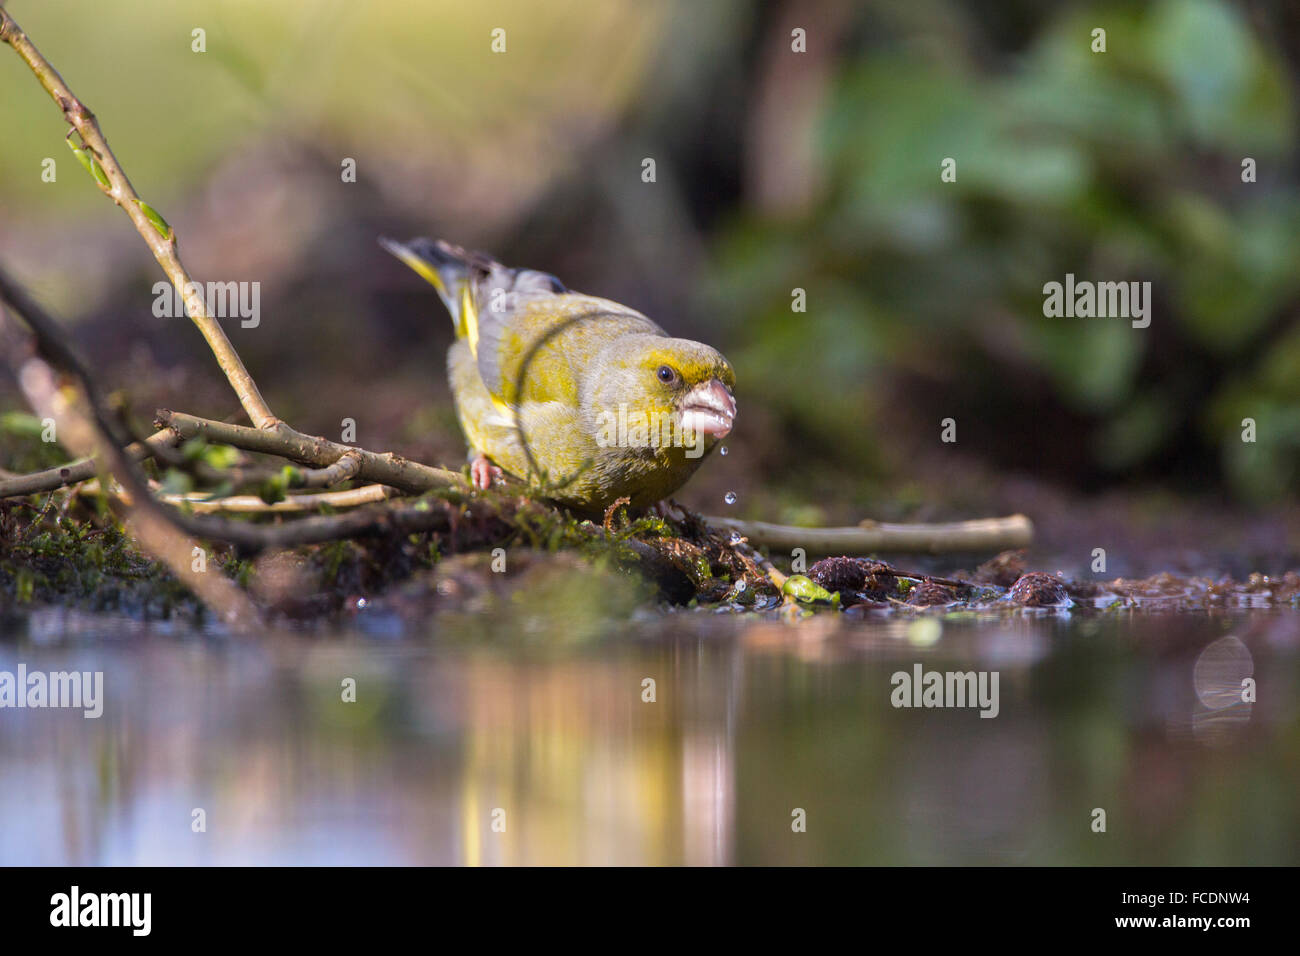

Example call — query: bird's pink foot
[470,454,504,491]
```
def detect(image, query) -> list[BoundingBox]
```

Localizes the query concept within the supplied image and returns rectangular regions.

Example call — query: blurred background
[4,0,1300,574]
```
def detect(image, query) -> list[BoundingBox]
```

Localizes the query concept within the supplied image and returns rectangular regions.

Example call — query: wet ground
[1,597,1296,865]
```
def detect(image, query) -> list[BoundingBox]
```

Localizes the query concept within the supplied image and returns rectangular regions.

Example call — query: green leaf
[199,444,241,470]
[67,141,96,176]
[66,139,110,189]
[782,574,840,606]
[258,472,289,504]
[159,468,195,496]
[180,437,208,461]
[89,156,111,189]
[206,480,235,500]
[134,199,172,238]
[0,411,46,438]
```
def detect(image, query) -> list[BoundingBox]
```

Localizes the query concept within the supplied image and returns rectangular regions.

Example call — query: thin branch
[159,483,394,514]
[145,431,364,494]
[0,7,276,429]
[163,499,458,549]
[0,427,178,498]
[298,449,364,487]
[706,513,1035,555]
[157,409,462,494]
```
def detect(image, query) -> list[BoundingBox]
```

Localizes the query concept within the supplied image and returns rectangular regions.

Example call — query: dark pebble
[1008,572,1069,607]
[908,581,957,606]
[809,557,898,597]
[808,556,866,592]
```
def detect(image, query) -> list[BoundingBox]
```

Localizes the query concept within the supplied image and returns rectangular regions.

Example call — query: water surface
[1,605,1295,865]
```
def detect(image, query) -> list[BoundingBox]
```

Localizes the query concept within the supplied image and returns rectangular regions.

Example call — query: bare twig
[0,427,178,498]
[160,484,394,514]
[0,6,276,429]
[159,499,458,549]
[298,449,365,487]
[157,410,462,494]
[145,433,365,494]
[704,513,1035,555]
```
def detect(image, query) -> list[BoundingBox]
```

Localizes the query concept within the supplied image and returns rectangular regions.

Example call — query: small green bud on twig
[134,199,172,239]
[65,137,109,189]
[258,470,290,505]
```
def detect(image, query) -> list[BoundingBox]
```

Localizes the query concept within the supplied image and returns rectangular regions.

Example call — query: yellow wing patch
[461,284,479,356]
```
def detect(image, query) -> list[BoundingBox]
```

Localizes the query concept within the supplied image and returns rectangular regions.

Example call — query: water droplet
[719,445,728,456]
[729,531,743,545]
[724,491,737,505]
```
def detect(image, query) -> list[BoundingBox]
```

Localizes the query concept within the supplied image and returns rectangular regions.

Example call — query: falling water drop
[724,491,737,505]
[719,445,728,456]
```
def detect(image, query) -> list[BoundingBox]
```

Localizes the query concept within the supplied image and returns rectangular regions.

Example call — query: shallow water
[0,605,1296,865]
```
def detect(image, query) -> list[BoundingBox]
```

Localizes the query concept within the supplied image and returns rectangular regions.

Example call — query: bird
[380,237,736,513]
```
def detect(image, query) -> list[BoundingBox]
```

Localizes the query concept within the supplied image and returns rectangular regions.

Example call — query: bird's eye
[656,365,678,385]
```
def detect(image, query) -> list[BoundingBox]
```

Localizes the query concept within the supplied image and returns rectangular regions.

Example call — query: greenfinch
[380,237,736,512]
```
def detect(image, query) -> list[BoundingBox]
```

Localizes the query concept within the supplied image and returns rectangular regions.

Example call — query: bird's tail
[379,236,491,343]
[381,236,569,362]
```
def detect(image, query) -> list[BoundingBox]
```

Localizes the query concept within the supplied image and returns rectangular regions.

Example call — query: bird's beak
[678,378,736,439]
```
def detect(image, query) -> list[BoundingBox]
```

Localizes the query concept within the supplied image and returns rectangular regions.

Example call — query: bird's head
[585,334,736,456]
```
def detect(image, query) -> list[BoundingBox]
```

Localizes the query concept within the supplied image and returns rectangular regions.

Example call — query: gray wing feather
[471,265,567,401]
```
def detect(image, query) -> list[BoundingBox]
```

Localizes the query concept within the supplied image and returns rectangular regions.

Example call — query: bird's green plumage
[382,237,736,512]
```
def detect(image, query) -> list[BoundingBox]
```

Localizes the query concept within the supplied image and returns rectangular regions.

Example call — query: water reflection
[0,607,1296,864]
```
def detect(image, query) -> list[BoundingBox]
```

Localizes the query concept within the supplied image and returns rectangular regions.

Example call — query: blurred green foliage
[712,0,1300,503]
